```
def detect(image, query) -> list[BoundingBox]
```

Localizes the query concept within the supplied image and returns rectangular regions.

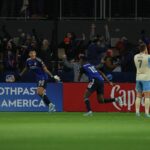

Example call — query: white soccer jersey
[134,53,150,81]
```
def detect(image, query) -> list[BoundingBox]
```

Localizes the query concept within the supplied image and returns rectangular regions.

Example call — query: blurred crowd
[0,25,55,82]
[58,24,140,82]
[0,23,149,82]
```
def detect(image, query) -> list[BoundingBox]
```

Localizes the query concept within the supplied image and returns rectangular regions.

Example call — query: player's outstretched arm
[43,66,60,81]
[43,66,53,78]
[20,67,28,76]
[99,70,113,86]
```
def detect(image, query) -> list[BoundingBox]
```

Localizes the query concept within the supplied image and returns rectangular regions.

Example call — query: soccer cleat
[116,97,123,107]
[83,111,93,116]
[136,113,141,117]
[145,114,150,118]
[49,103,56,112]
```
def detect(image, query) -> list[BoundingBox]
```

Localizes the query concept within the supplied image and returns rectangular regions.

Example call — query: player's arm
[99,70,113,86]
[96,63,103,70]
[40,59,54,78]
[105,57,117,70]
[20,67,28,76]
[43,66,60,81]
[20,59,29,77]
[40,59,60,81]
[43,66,53,78]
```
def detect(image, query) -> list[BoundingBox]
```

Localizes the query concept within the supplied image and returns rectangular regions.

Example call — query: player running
[19,49,60,112]
[134,43,150,117]
[78,56,123,116]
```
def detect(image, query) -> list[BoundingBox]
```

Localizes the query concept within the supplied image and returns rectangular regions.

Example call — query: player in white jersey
[134,43,150,117]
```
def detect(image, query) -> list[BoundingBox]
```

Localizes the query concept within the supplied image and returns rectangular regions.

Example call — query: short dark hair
[139,43,147,52]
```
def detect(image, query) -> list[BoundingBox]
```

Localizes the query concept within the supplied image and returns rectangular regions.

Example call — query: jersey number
[138,60,142,68]
[38,80,45,86]
[88,66,97,73]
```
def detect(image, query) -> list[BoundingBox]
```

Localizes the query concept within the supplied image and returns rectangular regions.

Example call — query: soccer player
[134,43,150,117]
[19,50,60,112]
[78,56,123,116]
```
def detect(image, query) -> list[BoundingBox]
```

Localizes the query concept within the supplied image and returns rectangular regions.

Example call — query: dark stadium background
[0,1,150,150]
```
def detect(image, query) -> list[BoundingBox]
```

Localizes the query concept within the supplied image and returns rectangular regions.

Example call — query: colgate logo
[110,84,145,111]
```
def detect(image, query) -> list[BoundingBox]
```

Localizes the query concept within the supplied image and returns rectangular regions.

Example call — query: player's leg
[135,81,142,116]
[143,92,150,117]
[97,94,122,105]
[83,80,96,116]
[96,80,123,106]
[37,80,56,112]
[135,92,142,116]
[37,87,50,105]
[142,81,150,117]
[97,94,115,103]
[84,89,92,112]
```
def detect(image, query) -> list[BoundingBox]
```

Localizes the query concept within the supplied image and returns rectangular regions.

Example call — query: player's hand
[54,75,60,82]
[109,82,114,86]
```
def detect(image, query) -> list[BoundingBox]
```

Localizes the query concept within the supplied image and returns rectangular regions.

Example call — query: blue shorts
[136,80,150,92]
[87,78,104,95]
[37,80,47,89]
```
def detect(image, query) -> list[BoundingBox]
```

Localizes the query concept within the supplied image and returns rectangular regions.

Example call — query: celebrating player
[19,50,60,112]
[78,56,123,116]
[134,43,150,117]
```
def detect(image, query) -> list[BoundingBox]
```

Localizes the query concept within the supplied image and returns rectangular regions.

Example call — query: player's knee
[83,94,89,100]
[144,92,150,98]
[136,92,142,98]
[37,88,44,96]
[84,96,87,101]
[97,97,104,104]
[84,97,89,102]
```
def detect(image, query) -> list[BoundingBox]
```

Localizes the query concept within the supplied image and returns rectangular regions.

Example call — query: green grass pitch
[0,112,150,150]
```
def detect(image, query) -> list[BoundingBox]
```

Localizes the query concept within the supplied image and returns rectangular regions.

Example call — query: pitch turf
[0,112,150,150]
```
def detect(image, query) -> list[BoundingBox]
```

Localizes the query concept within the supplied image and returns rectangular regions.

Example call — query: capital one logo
[110,85,136,111]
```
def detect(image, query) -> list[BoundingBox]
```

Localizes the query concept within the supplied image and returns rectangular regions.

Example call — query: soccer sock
[84,98,92,112]
[40,94,51,106]
[145,97,150,115]
[135,97,141,114]
[102,98,116,103]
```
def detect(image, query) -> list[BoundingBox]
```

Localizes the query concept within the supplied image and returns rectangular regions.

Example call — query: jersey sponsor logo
[28,62,38,69]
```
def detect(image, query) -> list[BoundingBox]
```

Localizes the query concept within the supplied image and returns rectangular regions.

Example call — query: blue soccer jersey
[26,57,48,81]
[80,63,104,81]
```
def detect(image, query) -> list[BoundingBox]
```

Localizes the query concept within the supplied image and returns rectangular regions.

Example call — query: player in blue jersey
[78,56,123,116]
[19,50,60,112]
